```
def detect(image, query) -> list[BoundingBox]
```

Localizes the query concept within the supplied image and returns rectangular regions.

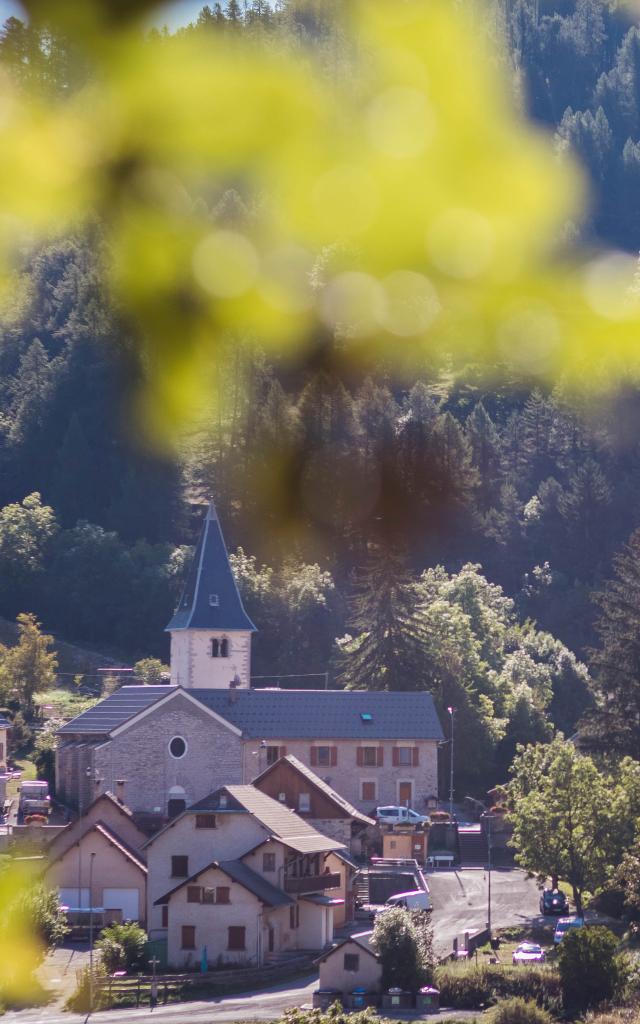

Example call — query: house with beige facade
[316,932,382,996]
[44,792,148,923]
[56,502,443,825]
[145,784,345,967]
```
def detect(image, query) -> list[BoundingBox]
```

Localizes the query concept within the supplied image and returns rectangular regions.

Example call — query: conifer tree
[337,548,425,692]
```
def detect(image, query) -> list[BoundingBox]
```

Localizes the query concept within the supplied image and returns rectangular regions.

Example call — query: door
[103,888,140,921]
[399,781,412,806]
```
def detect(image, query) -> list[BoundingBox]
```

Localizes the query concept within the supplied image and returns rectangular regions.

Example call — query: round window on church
[169,736,187,759]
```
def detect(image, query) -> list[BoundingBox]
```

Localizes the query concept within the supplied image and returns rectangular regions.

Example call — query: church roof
[58,686,444,740]
[195,688,444,740]
[165,501,256,633]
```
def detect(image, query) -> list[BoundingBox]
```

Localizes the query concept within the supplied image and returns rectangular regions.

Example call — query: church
[56,503,443,826]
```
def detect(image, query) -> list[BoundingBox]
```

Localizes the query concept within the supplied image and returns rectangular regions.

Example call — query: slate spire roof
[165,500,256,633]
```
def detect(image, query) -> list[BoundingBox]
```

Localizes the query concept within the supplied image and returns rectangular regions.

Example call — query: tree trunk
[572,885,583,918]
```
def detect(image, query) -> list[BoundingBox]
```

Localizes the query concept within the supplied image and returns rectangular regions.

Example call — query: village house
[252,752,375,851]
[145,784,345,967]
[316,932,382,997]
[55,502,443,823]
[44,791,148,923]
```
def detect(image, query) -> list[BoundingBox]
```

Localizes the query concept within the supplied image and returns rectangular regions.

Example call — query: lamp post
[88,852,96,1014]
[486,814,493,935]
[447,707,456,820]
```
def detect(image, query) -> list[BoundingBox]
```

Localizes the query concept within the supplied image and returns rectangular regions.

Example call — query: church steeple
[166,501,256,689]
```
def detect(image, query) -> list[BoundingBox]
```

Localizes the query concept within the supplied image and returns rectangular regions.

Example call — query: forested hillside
[2,0,640,792]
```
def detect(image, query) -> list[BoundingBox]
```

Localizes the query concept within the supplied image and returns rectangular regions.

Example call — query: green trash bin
[417,986,440,1013]
[382,988,413,1009]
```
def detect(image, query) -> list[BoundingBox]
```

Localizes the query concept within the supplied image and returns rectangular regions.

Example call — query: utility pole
[486,815,493,935]
[447,707,456,820]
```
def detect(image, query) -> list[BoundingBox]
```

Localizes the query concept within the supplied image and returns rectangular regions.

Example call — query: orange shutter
[311,747,318,766]
[280,746,287,758]
[377,747,384,767]
[413,747,419,766]
[356,747,364,766]
[330,747,337,766]
[392,748,399,767]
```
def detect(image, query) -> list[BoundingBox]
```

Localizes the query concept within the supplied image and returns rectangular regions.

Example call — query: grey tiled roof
[191,785,345,855]
[58,686,443,741]
[196,688,444,740]
[165,502,256,633]
[253,754,375,826]
[57,686,166,735]
[0,715,11,728]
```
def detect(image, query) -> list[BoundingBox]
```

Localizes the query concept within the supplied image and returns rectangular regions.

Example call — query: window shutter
[330,746,337,766]
[392,748,399,767]
[377,747,384,767]
[280,746,287,758]
[413,747,419,766]
[356,747,364,767]
[311,746,318,766]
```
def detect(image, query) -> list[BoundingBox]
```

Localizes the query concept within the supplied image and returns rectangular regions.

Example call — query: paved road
[4,868,539,1024]
[428,867,540,956]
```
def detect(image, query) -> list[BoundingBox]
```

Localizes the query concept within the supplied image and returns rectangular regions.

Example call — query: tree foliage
[557,926,626,1012]
[371,907,434,991]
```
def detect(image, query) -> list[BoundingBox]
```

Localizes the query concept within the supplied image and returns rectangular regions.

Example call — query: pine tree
[337,549,425,692]
[466,402,502,510]
[585,528,640,758]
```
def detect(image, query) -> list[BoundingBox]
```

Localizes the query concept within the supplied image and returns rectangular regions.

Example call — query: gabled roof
[59,685,443,741]
[253,754,375,826]
[47,821,147,875]
[154,858,292,908]
[146,785,345,854]
[47,791,143,856]
[0,714,11,728]
[315,931,380,964]
[165,501,256,633]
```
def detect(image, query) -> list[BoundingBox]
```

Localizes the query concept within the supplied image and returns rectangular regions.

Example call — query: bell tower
[166,501,256,689]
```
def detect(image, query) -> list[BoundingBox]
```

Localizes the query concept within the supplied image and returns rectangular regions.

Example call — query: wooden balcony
[283,872,341,895]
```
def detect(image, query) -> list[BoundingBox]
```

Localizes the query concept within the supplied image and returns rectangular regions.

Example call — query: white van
[382,889,432,912]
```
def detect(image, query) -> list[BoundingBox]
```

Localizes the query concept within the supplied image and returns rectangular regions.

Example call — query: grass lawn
[33,687,99,720]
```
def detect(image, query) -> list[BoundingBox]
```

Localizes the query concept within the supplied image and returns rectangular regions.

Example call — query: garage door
[103,888,140,921]
[59,887,89,909]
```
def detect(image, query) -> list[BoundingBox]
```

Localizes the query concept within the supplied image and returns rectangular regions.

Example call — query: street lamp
[88,852,96,1014]
[486,814,493,935]
[447,707,456,820]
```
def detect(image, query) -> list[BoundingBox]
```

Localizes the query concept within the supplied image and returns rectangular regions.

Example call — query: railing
[283,872,341,894]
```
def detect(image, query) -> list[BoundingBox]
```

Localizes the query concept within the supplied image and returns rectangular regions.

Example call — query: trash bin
[350,987,367,1009]
[312,989,341,1010]
[417,986,440,1013]
[382,987,413,1009]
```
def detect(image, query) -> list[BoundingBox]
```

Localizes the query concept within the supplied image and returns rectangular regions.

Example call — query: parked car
[540,889,569,915]
[553,916,584,944]
[378,889,432,913]
[512,942,546,965]
[375,805,428,826]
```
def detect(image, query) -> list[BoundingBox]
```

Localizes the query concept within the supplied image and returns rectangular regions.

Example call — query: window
[211,638,219,657]
[289,904,300,929]
[228,926,246,951]
[358,746,380,767]
[361,781,376,802]
[181,925,196,950]
[202,888,215,904]
[209,593,219,606]
[216,886,230,904]
[265,746,280,766]
[311,745,337,767]
[211,637,230,657]
[344,953,360,972]
[298,792,311,813]
[263,852,276,872]
[195,814,217,829]
[171,855,189,877]
[397,746,412,766]
[187,886,202,904]
[169,736,187,759]
[161,905,168,928]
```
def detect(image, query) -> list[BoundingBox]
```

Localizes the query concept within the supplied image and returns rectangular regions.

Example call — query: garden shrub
[557,926,627,1013]
[492,997,553,1024]
[95,921,147,972]
[66,964,108,1012]
[436,964,562,1014]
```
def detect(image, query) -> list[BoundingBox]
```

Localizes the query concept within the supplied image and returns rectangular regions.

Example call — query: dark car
[540,888,569,915]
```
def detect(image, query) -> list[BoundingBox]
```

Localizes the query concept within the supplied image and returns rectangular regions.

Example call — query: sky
[0,1,209,30]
